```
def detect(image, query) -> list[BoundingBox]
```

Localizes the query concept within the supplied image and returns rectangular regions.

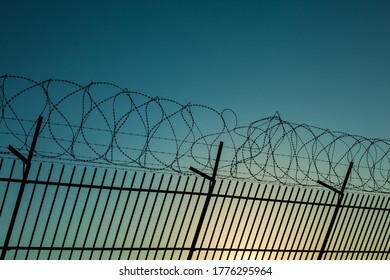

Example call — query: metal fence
[0,157,389,260]
[1,79,389,261]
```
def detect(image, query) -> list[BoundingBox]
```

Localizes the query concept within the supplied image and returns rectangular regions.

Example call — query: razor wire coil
[1,75,389,193]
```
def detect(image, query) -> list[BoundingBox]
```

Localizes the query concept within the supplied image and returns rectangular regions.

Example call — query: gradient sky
[1,0,390,139]
[1,0,389,261]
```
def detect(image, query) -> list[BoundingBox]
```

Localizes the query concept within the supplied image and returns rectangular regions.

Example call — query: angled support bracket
[0,116,43,260]
[317,161,353,260]
[8,146,29,165]
[187,141,224,260]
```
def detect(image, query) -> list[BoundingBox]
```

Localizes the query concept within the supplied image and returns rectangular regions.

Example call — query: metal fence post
[187,141,223,260]
[317,161,353,260]
[0,116,43,260]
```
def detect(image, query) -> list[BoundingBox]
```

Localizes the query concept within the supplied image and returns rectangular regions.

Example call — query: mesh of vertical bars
[0,158,389,260]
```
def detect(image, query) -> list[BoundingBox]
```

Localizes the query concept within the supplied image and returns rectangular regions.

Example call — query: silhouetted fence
[1,77,389,260]
[0,158,388,260]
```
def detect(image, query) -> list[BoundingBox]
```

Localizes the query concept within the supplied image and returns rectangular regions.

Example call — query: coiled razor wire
[1,75,389,194]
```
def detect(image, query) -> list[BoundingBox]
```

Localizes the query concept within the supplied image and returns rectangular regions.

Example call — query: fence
[0,77,389,260]
[0,157,389,260]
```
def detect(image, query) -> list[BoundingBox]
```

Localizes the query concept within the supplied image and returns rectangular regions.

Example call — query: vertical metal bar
[363,196,385,259]
[376,206,390,259]
[257,185,281,260]
[279,188,307,260]
[110,171,133,260]
[63,167,87,260]
[133,173,155,259]
[153,175,177,260]
[200,180,224,259]
[367,197,388,260]
[274,187,296,260]
[287,189,316,260]
[381,221,390,260]
[352,195,375,259]
[55,166,77,260]
[345,194,370,260]
[187,141,223,260]
[0,160,16,219]
[74,168,98,259]
[118,171,139,260]
[262,186,287,260]
[217,181,240,260]
[13,163,43,260]
[317,161,353,260]
[176,176,203,260]
[310,190,334,260]
[234,183,258,260]
[106,170,128,260]
[158,175,182,260]
[224,181,247,260]
[230,182,254,260]
[80,168,108,260]
[85,168,109,260]
[359,195,381,259]
[300,190,322,260]
[67,166,92,260]
[124,172,146,260]
[211,180,233,260]
[324,194,348,260]
[100,170,127,260]
[339,193,364,259]
[27,164,53,260]
[251,184,273,260]
[170,177,198,260]
[41,165,65,259]
[245,184,268,260]
[147,174,172,260]
[142,174,165,260]
[95,170,118,260]
[0,116,42,260]
[328,192,354,260]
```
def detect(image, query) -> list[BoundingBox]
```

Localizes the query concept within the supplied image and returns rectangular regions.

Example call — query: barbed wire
[1,74,389,193]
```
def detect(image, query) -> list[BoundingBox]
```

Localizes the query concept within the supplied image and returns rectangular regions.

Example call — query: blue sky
[1,0,390,139]
[1,1,389,261]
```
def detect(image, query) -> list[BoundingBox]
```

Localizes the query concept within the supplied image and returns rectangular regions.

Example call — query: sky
[1,0,389,261]
[1,0,390,139]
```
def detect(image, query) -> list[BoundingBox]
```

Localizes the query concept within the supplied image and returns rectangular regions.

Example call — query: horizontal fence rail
[0,158,389,260]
